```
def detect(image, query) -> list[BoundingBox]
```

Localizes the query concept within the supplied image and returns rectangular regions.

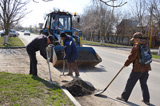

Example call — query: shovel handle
[62,50,66,75]
[103,66,125,91]
[46,47,52,81]
[63,60,65,75]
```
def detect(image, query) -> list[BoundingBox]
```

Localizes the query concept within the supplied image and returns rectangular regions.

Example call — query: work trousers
[67,61,79,76]
[121,71,150,102]
[27,48,37,76]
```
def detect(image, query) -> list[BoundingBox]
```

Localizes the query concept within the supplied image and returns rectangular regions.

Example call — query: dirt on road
[0,48,128,106]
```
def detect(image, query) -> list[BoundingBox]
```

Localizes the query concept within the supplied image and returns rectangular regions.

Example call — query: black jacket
[26,34,47,59]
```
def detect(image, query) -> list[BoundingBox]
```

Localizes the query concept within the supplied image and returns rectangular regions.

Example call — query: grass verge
[82,40,160,59]
[0,72,74,106]
[0,37,24,47]
[82,40,131,48]
[152,52,160,59]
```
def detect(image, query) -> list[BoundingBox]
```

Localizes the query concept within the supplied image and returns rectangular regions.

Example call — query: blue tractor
[42,11,102,67]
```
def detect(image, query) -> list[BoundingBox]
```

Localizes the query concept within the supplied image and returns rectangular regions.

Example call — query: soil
[62,78,95,96]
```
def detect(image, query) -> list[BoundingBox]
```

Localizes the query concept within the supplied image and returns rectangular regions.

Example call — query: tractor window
[59,18,63,26]
[42,15,49,29]
[51,17,55,29]
[51,15,71,30]
[45,15,50,28]
[51,16,63,29]
[64,17,71,30]
[60,15,71,30]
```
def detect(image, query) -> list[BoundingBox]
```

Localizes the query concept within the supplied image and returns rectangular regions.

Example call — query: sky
[20,0,132,28]
[21,0,91,27]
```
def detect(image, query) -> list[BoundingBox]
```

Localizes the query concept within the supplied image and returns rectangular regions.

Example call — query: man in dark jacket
[60,32,79,77]
[26,34,54,76]
[116,32,151,105]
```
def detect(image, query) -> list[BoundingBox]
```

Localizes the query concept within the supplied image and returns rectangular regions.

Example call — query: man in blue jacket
[60,32,79,77]
[26,34,54,76]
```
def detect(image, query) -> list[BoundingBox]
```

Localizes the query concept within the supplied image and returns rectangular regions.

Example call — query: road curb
[0,47,26,49]
[48,81,81,106]
[153,58,160,63]
[62,87,81,106]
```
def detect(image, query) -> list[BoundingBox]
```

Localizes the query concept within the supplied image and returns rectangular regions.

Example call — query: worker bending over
[26,34,54,76]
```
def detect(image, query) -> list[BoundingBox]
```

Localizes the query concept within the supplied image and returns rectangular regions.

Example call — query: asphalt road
[19,32,160,106]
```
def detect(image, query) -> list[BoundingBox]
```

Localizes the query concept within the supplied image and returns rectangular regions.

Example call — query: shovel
[59,60,65,77]
[46,46,52,82]
[94,66,125,96]
[59,51,66,77]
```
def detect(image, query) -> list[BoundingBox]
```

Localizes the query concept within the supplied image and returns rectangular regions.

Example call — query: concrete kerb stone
[48,81,81,106]
[62,87,81,106]
[152,58,160,63]
[0,47,26,49]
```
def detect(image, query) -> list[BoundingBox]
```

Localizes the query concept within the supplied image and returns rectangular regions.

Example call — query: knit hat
[60,32,67,37]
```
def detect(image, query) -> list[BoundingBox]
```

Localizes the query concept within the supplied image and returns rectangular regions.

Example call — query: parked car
[24,30,30,35]
[0,30,4,36]
[0,29,19,37]
[9,30,19,37]
[20,30,24,32]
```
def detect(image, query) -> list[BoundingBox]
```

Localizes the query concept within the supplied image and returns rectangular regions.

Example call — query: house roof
[121,19,139,27]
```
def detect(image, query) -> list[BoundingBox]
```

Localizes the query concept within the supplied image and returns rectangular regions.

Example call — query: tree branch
[32,0,54,3]
[100,0,127,7]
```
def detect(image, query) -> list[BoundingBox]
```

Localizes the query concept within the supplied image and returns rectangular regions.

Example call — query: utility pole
[148,5,154,48]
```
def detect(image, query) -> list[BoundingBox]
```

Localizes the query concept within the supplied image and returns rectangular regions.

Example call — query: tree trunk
[158,46,160,55]
[3,35,9,45]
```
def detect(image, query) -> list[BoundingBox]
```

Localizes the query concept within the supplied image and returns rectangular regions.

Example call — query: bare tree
[79,3,112,42]
[144,0,160,47]
[91,0,127,43]
[147,0,160,23]
[15,0,54,3]
[0,0,30,35]
[128,0,160,34]
[130,0,148,34]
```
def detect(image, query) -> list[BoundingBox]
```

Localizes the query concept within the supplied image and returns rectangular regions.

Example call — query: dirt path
[0,48,73,84]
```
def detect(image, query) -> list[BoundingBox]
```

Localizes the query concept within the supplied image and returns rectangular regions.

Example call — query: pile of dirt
[62,78,95,97]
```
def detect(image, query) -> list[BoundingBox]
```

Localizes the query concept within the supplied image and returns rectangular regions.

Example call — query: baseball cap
[130,32,143,41]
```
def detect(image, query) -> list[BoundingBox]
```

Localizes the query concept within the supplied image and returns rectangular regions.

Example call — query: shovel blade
[94,90,104,96]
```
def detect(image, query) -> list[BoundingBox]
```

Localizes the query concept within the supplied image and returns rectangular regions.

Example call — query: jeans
[121,71,150,102]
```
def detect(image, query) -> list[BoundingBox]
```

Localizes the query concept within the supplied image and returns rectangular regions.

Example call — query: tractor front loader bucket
[52,46,102,67]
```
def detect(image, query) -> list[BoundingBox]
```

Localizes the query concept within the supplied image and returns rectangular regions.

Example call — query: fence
[83,35,131,45]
